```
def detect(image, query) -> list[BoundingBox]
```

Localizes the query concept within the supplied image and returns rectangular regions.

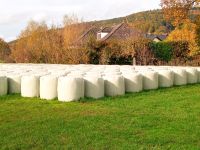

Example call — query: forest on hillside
[94,7,200,34]
[94,10,168,34]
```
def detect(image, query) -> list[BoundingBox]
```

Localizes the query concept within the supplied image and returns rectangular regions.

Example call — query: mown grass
[1,85,200,149]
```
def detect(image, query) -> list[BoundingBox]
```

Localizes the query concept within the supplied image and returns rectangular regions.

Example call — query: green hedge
[150,42,173,62]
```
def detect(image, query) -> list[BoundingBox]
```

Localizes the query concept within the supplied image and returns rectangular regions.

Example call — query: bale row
[0,64,199,102]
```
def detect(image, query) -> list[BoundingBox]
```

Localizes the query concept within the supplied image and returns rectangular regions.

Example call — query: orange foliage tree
[10,16,90,64]
[11,21,68,63]
[0,38,11,62]
[166,21,199,55]
[62,15,89,64]
[195,16,200,50]
[161,0,200,26]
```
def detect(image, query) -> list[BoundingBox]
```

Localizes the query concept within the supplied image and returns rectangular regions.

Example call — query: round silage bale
[0,76,8,96]
[57,77,84,102]
[7,75,21,94]
[158,70,174,88]
[84,76,104,99]
[185,68,198,84]
[21,75,40,98]
[40,75,58,100]
[67,74,85,98]
[142,71,158,90]
[172,69,187,86]
[197,68,200,83]
[103,75,125,97]
[123,73,143,93]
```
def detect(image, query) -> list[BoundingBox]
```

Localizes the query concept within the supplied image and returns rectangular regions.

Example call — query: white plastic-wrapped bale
[67,74,85,98]
[7,75,21,94]
[40,75,58,100]
[197,68,200,83]
[185,68,198,84]
[172,68,187,86]
[21,75,40,98]
[57,77,84,102]
[103,72,122,76]
[142,71,158,90]
[103,75,125,96]
[158,70,174,88]
[84,76,104,99]
[0,76,7,96]
[123,73,143,93]
[86,71,102,76]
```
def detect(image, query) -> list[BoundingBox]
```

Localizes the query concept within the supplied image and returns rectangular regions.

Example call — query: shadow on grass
[0,84,199,104]
[80,84,200,103]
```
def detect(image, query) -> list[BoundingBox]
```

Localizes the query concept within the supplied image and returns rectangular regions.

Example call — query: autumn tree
[195,15,200,50]
[62,15,89,64]
[166,20,199,55]
[11,20,67,63]
[161,0,200,26]
[20,20,48,38]
[10,15,90,64]
[0,38,11,62]
[63,15,87,47]
[11,20,48,63]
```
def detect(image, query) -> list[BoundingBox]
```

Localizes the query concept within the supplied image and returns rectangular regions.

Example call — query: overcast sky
[0,0,161,41]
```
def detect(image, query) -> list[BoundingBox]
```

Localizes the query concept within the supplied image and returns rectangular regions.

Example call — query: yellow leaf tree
[166,21,199,55]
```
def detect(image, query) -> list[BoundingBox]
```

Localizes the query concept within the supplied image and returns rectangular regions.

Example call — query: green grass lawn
[1,85,200,150]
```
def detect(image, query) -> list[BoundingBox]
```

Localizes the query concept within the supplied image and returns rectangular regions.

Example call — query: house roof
[77,23,126,43]
[145,34,167,41]
[77,26,100,42]
[98,27,113,33]
[100,23,124,41]
[77,23,146,44]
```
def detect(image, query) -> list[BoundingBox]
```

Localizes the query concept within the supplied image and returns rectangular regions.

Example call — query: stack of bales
[0,64,199,102]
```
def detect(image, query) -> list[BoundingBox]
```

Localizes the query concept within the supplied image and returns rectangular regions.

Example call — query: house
[97,27,113,40]
[76,23,143,45]
[76,23,168,46]
[98,23,143,41]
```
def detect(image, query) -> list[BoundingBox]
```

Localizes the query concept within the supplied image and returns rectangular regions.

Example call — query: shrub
[169,41,189,60]
[86,37,107,64]
[0,38,11,62]
[100,40,122,64]
[150,42,172,62]
[108,56,133,65]
[100,38,152,65]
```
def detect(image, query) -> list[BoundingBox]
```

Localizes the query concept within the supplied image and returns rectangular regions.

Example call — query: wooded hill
[92,8,200,34]
[93,10,167,34]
